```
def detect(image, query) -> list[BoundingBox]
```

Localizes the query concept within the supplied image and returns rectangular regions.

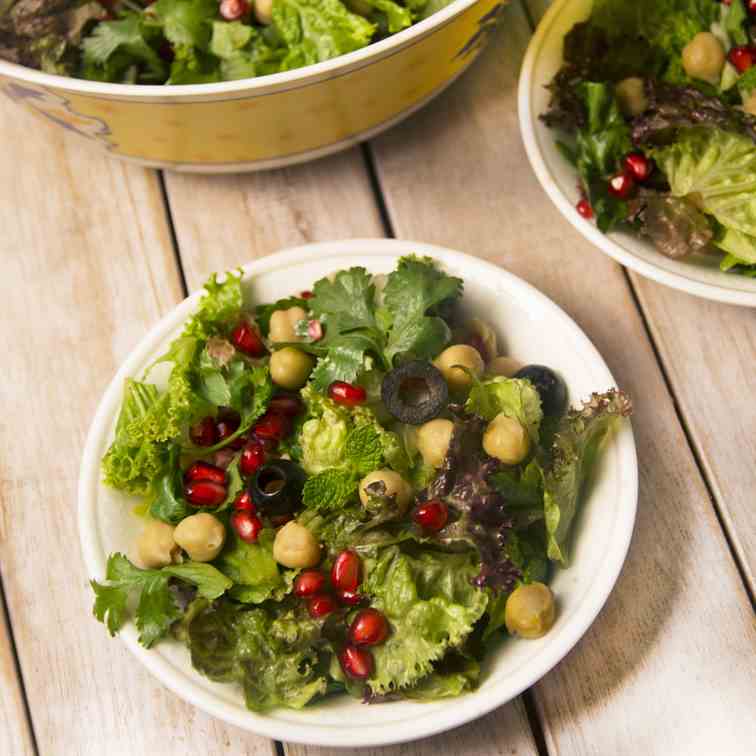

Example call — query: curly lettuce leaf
[101,379,171,495]
[542,390,632,564]
[361,545,487,695]
[216,529,295,604]
[403,656,480,700]
[273,0,375,70]
[91,553,232,647]
[649,128,756,253]
[187,600,327,711]
[465,376,543,444]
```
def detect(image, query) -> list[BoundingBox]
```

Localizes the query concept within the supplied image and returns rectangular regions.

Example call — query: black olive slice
[249,460,306,515]
[381,360,449,425]
[514,364,567,417]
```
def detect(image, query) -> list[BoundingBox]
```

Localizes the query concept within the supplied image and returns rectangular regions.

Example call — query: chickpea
[487,355,522,378]
[468,319,498,362]
[416,418,454,468]
[682,32,725,85]
[273,521,321,568]
[270,347,314,390]
[135,520,180,569]
[254,0,273,25]
[434,344,484,394]
[504,582,556,639]
[269,306,307,343]
[744,91,756,117]
[482,413,529,465]
[359,469,412,512]
[615,77,647,117]
[174,513,226,562]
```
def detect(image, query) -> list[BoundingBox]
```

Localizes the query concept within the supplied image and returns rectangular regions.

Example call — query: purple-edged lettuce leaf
[542,390,632,564]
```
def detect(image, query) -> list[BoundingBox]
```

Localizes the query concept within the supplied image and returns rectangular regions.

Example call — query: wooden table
[1,2,754,754]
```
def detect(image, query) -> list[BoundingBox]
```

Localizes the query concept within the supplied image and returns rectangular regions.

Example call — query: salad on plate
[542,0,756,277]
[0,0,453,84]
[91,257,631,711]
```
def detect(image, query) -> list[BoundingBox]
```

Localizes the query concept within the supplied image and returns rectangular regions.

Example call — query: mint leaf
[344,424,383,475]
[302,468,356,511]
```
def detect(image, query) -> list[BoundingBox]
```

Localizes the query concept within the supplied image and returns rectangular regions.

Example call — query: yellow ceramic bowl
[0,0,506,172]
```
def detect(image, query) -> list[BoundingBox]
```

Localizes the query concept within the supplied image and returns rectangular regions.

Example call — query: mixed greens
[91,257,631,710]
[0,0,452,84]
[542,0,756,276]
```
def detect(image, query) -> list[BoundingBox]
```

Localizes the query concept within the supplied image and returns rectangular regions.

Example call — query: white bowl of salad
[78,239,637,747]
[519,0,756,306]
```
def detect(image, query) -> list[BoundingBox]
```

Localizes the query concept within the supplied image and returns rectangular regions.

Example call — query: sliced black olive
[514,364,567,416]
[249,460,306,515]
[381,360,448,425]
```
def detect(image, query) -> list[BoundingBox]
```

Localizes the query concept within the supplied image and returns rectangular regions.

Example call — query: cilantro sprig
[92,553,232,648]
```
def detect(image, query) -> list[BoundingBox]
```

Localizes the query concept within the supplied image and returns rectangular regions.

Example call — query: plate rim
[78,238,638,747]
[517,0,756,308]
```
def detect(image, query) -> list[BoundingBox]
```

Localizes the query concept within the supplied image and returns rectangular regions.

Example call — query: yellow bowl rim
[0,0,481,98]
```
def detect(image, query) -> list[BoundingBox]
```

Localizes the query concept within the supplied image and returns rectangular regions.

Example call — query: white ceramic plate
[78,239,637,747]
[518,0,756,307]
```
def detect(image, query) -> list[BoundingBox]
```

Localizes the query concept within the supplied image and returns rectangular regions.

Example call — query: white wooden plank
[0,103,275,756]
[369,3,756,755]
[163,147,539,756]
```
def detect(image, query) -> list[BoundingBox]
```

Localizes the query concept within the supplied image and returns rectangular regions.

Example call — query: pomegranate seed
[253,412,290,441]
[183,461,227,485]
[268,393,303,416]
[607,172,635,199]
[299,290,314,299]
[307,320,323,341]
[331,550,361,592]
[231,511,263,543]
[307,594,337,619]
[216,409,242,447]
[294,570,328,598]
[339,645,373,680]
[576,198,593,219]
[328,381,367,407]
[728,45,754,72]
[349,609,389,647]
[189,416,217,447]
[213,447,237,469]
[233,490,256,514]
[336,589,364,606]
[623,152,653,182]
[748,0,756,13]
[219,0,249,20]
[413,500,448,531]
[185,480,227,507]
[231,318,265,357]
[240,440,266,476]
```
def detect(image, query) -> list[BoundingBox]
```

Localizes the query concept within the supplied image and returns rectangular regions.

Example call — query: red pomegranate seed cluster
[605,151,654,201]
[291,550,390,680]
[184,461,228,507]
[219,0,249,21]
[231,317,266,357]
[729,45,755,73]
[230,491,263,543]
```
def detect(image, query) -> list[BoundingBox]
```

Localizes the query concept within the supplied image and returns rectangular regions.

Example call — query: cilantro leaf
[382,256,462,364]
[310,267,377,332]
[91,553,232,647]
[153,0,218,49]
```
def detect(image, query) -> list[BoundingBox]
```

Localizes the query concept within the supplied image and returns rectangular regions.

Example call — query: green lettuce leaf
[215,529,295,603]
[361,545,488,695]
[187,600,327,711]
[542,390,632,564]
[91,552,232,647]
[273,0,375,70]
[465,376,543,444]
[725,0,748,47]
[650,127,756,244]
[403,656,480,700]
